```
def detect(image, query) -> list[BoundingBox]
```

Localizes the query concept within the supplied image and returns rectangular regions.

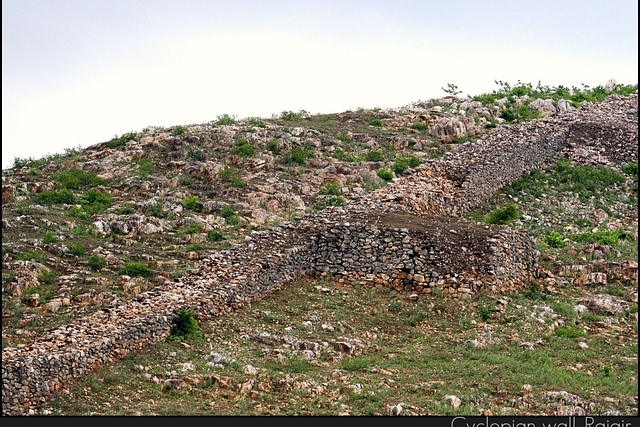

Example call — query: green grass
[45,276,638,416]
[17,250,46,262]
[134,157,156,177]
[43,231,59,244]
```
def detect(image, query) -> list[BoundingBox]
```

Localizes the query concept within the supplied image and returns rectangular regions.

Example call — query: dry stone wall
[2,94,637,415]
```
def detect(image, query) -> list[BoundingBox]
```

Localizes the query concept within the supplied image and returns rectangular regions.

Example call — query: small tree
[442,83,462,96]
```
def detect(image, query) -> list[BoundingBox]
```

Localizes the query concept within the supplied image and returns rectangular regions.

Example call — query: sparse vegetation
[282,147,314,166]
[392,155,421,175]
[215,114,236,125]
[118,262,150,278]
[106,132,139,149]
[280,110,308,121]
[182,195,203,212]
[231,138,255,157]
[2,81,637,416]
[365,150,385,162]
[86,254,107,271]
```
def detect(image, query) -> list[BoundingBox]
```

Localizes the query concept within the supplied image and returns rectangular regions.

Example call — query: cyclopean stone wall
[2,94,637,415]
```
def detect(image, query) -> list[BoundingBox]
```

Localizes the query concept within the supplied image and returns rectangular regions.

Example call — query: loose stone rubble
[2,94,637,415]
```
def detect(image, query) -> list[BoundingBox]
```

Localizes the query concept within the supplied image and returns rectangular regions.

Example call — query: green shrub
[118,262,150,277]
[185,243,205,252]
[282,147,314,166]
[220,205,237,219]
[345,153,365,163]
[219,205,241,226]
[316,195,345,210]
[106,132,139,149]
[569,228,627,246]
[67,206,90,220]
[376,168,394,182]
[280,110,307,121]
[622,161,638,180]
[247,117,266,128]
[37,269,56,286]
[368,118,383,127]
[67,243,86,257]
[410,122,429,131]
[86,254,107,271]
[266,139,280,154]
[332,148,346,160]
[231,138,255,157]
[13,156,45,169]
[187,149,205,161]
[171,308,204,342]
[219,168,246,188]
[182,222,203,234]
[34,188,76,205]
[56,168,107,189]
[500,105,542,123]
[43,231,59,244]
[172,126,187,136]
[80,189,113,214]
[215,114,236,125]
[207,229,225,242]
[182,195,202,212]
[116,204,136,215]
[178,174,194,186]
[146,204,166,218]
[544,231,566,248]
[487,203,519,225]
[365,150,385,162]
[72,225,88,236]
[321,182,341,196]
[393,156,422,175]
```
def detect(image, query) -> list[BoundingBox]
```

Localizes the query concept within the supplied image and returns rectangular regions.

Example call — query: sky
[2,0,638,169]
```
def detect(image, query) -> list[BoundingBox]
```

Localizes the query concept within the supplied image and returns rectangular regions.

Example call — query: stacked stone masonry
[2,94,637,415]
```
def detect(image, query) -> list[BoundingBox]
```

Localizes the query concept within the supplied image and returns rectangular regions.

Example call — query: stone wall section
[2,94,637,415]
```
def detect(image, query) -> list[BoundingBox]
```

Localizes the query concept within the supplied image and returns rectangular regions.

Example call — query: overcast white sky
[2,0,638,169]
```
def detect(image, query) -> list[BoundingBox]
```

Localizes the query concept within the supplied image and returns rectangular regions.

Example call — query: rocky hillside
[2,81,637,343]
[2,81,638,415]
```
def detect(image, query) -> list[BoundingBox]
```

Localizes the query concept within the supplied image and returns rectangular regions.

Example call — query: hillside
[2,81,638,416]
